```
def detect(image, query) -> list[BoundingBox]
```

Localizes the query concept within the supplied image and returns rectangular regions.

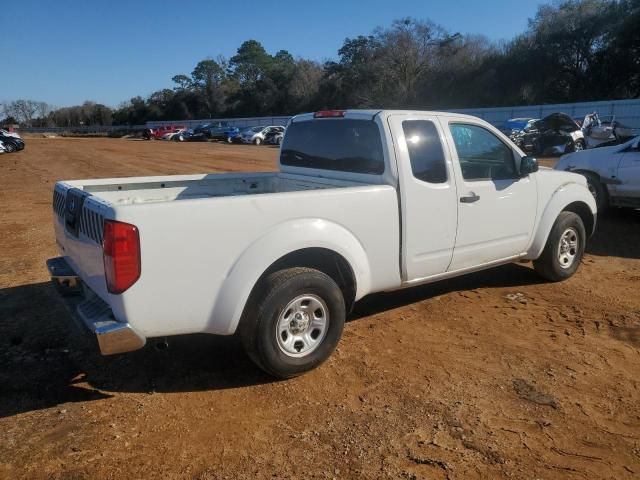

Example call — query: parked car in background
[0,132,25,152]
[239,125,283,145]
[47,109,595,378]
[184,127,209,142]
[161,128,188,142]
[264,126,285,145]
[555,135,640,210]
[185,122,239,142]
[581,113,638,149]
[226,129,244,143]
[511,113,585,156]
[502,118,536,136]
[205,122,240,141]
[0,128,21,139]
[142,125,186,140]
[192,123,212,135]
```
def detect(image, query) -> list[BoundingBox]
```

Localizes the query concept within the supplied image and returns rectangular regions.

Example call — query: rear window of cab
[281,119,385,174]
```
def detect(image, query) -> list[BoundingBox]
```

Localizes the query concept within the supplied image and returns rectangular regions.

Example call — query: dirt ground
[1,138,639,480]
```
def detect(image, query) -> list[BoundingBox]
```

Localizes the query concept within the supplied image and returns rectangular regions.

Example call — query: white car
[0,128,21,139]
[555,136,640,210]
[161,128,187,142]
[47,109,595,378]
[239,125,283,145]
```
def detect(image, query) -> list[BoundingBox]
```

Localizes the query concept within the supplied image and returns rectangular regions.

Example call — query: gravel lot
[1,137,639,479]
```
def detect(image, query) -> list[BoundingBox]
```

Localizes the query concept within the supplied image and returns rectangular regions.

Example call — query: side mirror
[520,155,539,176]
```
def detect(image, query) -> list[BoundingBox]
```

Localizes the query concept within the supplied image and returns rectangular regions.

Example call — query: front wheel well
[563,201,595,237]
[572,169,599,179]
[255,248,357,313]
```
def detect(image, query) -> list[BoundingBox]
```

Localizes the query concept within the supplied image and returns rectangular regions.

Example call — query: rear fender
[210,218,371,335]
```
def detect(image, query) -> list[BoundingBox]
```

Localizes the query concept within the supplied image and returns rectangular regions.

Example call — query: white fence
[146,99,640,132]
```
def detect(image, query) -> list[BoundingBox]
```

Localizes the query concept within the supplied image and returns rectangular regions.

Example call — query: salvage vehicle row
[508,112,637,156]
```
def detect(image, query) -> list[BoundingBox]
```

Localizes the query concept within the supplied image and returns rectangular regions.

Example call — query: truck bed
[68,172,363,206]
[52,171,401,338]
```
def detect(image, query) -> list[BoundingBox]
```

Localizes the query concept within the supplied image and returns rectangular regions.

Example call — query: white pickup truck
[48,110,596,378]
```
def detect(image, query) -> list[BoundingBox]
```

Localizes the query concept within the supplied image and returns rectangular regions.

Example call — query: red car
[143,125,186,140]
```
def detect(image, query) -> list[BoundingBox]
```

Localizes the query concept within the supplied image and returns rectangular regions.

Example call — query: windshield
[281,119,385,175]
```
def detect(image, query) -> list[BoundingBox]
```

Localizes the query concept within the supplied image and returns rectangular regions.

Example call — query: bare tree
[36,101,51,120]
[4,100,39,126]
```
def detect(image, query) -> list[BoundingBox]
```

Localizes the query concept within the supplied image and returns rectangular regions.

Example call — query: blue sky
[3,0,545,107]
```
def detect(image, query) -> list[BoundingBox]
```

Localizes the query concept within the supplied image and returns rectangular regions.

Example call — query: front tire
[533,211,586,282]
[239,267,345,378]
[572,139,585,152]
[4,142,16,153]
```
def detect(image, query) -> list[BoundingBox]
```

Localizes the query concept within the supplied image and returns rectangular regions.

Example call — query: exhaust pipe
[155,338,169,351]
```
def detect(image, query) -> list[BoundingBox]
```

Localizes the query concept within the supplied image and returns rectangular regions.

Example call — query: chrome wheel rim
[574,141,583,152]
[558,227,579,269]
[276,294,329,357]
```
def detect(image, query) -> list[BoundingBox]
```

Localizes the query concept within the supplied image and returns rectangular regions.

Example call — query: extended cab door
[439,116,537,271]
[388,114,458,281]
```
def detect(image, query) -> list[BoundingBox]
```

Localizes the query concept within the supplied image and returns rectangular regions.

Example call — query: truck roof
[291,109,482,123]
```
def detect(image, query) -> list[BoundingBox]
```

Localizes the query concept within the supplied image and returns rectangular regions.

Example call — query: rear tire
[533,211,586,282]
[239,267,345,378]
[4,142,16,153]
[254,137,262,146]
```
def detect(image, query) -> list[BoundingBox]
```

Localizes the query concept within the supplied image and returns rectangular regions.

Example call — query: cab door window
[449,124,517,181]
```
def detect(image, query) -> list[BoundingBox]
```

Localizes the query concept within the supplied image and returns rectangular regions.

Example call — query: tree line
[2,0,639,128]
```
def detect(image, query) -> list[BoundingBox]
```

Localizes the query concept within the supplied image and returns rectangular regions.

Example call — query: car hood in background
[555,138,636,171]
[534,112,580,132]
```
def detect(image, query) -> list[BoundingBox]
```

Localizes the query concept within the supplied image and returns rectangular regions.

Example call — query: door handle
[460,193,480,203]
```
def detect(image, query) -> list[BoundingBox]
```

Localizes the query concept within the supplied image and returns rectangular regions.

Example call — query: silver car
[239,125,283,145]
[555,136,640,210]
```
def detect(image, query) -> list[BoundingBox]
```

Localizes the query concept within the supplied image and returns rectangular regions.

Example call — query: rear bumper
[47,257,146,355]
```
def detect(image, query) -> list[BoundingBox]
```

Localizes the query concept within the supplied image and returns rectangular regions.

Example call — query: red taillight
[314,110,346,118]
[103,220,141,294]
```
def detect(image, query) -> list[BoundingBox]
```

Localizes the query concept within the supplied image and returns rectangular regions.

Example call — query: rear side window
[402,120,447,183]
[281,119,385,174]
